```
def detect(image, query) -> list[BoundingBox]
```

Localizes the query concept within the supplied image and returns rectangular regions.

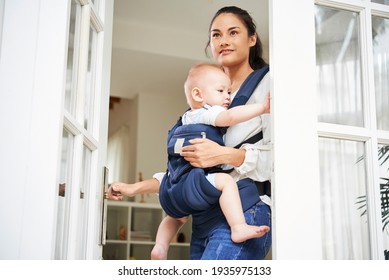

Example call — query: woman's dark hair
[205,6,267,70]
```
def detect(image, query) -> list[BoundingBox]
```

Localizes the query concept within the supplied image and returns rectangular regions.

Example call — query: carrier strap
[229,65,269,108]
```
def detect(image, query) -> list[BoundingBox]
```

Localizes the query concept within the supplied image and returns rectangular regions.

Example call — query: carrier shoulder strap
[220,65,269,149]
[228,65,269,108]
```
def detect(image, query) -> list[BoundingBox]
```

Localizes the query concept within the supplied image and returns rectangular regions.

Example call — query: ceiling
[110,0,269,100]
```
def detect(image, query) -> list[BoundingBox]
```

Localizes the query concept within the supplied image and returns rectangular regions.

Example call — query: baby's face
[202,70,231,108]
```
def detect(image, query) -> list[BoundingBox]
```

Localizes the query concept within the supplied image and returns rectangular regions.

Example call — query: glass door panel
[378,145,389,259]
[65,0,80,114]
[372,0,389,5]
[84,26,97,133]
[55,129,74,259]
[372,16,389,131]
[319,138,370,259]
[315,6,363,127]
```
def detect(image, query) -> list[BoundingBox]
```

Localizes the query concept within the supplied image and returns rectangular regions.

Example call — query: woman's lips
[220,49,233,55]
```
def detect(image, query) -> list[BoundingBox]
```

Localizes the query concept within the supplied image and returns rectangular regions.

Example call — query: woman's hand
[107,182,134,201]
[107,179,161,201]
[181,138,245,168]
[180,138,222,168]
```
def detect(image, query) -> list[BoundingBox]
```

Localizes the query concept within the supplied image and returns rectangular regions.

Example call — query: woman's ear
[249,34,257,47]
[191,87,203,102]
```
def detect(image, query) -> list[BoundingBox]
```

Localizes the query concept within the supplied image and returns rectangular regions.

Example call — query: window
[315,0,389,259]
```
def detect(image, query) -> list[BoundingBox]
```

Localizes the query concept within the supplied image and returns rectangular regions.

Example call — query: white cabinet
[103,201,191,260]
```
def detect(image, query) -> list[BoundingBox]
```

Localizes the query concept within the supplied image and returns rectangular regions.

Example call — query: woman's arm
[180,138,246,168]
[107,178,160,201]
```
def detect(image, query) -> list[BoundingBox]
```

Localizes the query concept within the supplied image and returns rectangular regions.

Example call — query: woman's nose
[219,36,229,46]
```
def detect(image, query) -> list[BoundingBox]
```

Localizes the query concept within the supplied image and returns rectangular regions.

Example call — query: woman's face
[210,13,256,68]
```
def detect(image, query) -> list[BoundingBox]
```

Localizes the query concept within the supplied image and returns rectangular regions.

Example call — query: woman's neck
[224,64,254,93]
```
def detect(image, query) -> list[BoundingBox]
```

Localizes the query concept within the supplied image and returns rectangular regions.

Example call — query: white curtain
[319,139,370,259]
[107,125,131,184]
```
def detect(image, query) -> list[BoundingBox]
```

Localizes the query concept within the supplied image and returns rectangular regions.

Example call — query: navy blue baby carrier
[159,65,270,236]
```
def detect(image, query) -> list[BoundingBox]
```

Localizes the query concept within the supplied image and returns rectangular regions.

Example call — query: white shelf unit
[103,200,191,260]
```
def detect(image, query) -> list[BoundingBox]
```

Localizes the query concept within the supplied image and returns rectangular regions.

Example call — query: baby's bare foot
[231,224,270,243]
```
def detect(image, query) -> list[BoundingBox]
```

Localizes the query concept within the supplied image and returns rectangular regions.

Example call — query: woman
[108,6,272,260]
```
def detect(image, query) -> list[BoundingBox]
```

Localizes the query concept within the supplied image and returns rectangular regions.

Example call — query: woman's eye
[230,30,238,36]
[212,33,220,38]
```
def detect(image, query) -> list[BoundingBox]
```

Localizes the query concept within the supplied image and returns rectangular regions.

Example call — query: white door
[55,0,113,259]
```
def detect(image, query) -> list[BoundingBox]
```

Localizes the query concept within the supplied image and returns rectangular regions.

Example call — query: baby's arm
[215,92,270,127]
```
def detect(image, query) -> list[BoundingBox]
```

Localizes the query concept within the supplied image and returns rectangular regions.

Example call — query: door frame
[269,0,323,259]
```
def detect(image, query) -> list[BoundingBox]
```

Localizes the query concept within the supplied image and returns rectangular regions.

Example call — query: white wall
[108,98,137,184]
[136,92,187,203]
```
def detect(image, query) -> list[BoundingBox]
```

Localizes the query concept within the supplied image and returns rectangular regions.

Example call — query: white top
[182,104,225,126]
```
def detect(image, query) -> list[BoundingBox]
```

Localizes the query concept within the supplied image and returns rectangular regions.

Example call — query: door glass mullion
[64,111,98,148]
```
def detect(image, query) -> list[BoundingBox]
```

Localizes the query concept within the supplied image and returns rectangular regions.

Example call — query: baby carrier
[159,66,270,227]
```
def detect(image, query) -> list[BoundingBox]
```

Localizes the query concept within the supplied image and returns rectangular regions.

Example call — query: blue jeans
[190,200,272,260]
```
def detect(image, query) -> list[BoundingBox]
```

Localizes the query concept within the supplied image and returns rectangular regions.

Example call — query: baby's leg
[151,215,187,260]
[214,173,270,243]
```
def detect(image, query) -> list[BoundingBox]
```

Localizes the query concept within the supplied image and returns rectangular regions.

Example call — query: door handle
[99,166,109,245]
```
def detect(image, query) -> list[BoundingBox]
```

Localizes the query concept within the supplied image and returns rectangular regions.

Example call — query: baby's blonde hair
[183,63,224,105]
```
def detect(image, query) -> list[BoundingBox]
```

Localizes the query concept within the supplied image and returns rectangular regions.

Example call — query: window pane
[55,129,74,259]
[75,145,92,259]
[84,27,97,132]
[319,138,370,259]
[372,16,389,131]
[378,145,389,260]
[315,6,364,127]
[65,0,79,114]
[372,0,389,5]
